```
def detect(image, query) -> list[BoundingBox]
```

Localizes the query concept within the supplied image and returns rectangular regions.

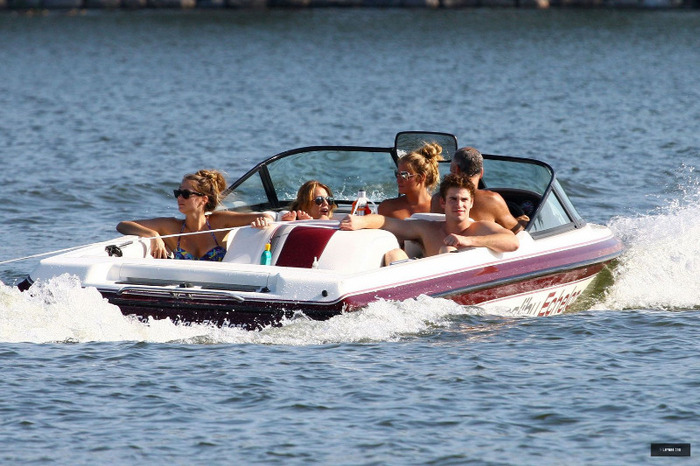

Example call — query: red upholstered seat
[274,226,336,268]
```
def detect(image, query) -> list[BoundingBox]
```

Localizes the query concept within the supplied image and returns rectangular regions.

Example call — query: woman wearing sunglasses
[281,180,337,221]
[378,142,444,219]
[117,169,272,261]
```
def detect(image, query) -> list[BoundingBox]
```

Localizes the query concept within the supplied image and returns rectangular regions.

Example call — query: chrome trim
[116,285,246,302]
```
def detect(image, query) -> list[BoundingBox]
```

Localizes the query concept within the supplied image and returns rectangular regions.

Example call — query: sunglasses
[173,189,205,199]
[313,196,334,206]
[394,170,416,180]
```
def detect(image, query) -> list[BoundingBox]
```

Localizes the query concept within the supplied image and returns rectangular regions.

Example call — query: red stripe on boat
[275,226,336,268]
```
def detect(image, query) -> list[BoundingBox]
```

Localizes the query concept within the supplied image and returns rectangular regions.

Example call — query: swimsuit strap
[177,221,186,249]
[205,218,220,246]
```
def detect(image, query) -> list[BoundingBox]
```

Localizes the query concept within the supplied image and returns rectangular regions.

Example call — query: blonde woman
[117,169,272,261]
[378,142,444,219]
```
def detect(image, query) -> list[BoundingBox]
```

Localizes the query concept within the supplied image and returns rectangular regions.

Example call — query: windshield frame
[218,134,585,236]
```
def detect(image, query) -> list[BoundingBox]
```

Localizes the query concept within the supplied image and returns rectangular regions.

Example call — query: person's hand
[339,214,362,231]
[281,210,312,221]
[516,214,530,227]
[251,216,272,229]
[149,236,169,259]
[443,233,469,249]
[439,245,458,255]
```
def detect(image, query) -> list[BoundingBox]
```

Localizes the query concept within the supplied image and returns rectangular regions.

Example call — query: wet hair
[398,142,444,191]
[289,180,336,215]
[182,169,227,212]
[452,147,483,178]
[439,173,476,200]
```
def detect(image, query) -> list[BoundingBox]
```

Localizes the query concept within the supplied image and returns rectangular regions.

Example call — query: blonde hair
[399,142,444,191]
[183,169,227,212]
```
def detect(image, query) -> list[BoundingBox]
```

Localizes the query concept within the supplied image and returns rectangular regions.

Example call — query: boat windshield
[219,138,581,234]
[482,156,553,195]
[220,147,397,212]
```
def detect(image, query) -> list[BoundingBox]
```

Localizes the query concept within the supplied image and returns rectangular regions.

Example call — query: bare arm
[117,218,170,237]
[339,213,389,231]
[444,221,519,253]
[339,214,425,242]
[210,210,275,228]
[116,217,176,259]
[481,191,527,234]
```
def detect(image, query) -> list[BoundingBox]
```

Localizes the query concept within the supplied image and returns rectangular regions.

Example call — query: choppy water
[1,9,699,464]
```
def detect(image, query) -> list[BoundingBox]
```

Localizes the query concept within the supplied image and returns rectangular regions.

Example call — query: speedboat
[18,132,624,330]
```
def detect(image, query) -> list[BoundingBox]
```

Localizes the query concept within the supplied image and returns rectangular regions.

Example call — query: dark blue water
[1,10,699,464]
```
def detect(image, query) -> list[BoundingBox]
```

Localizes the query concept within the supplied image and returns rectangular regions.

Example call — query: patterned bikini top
[173,219,227,262]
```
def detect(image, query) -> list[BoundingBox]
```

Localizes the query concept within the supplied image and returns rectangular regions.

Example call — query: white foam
[229,295,479,346]
[0,276,477,345]
[597,175,700,311]
[0,274,216,344]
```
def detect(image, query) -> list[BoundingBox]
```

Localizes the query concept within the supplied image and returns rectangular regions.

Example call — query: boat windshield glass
[220,148,397,211]
[481,157,552,194]
[436,155,553,195]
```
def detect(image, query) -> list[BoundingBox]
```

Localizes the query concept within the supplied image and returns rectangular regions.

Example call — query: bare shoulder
[130,216,182,235]
[378,196,406,217]
[161,217,185,231]
[144,216,181,228]
[430,193,443,213]
[475,189,509,209]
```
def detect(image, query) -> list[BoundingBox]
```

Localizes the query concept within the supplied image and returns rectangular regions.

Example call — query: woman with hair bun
[117,169,272,261]
[378,142,444,219]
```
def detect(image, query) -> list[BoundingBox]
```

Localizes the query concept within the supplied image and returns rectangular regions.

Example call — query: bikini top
[172,219,227,262]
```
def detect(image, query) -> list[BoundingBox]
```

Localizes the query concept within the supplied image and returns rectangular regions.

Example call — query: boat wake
[0,275,482,345]
[596,175,700,311]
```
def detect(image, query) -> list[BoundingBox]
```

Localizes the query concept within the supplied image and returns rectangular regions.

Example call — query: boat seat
[313,228,401,272]
[223,224,295,265]
[408,213,446,221]
[223,223,400,272]
[275,225,336,268]
[272,226,400,272]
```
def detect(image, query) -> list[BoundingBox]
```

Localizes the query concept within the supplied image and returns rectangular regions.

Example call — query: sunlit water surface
[1,10,699,464]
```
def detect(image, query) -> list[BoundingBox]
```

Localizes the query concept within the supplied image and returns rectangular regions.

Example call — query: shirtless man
[430,147,529,234]
[340,173,519,263]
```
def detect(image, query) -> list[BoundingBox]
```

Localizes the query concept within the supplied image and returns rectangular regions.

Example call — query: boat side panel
[338,233,623,313]
[333,231,618,297]
[343,263,605,317]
